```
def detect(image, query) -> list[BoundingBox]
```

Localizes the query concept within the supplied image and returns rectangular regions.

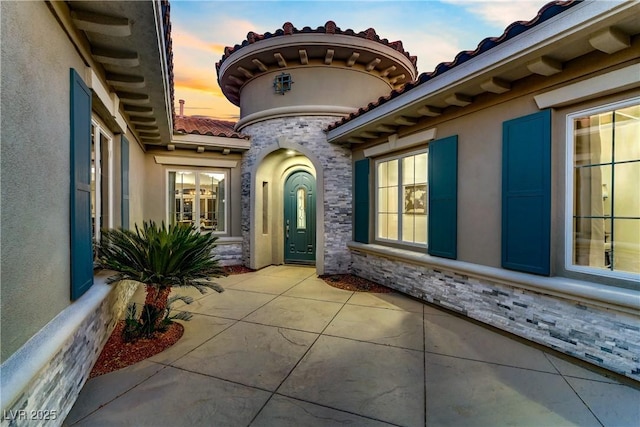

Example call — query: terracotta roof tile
[174,116,248,139]
[325,0,579,132]
[215,20,418,74]
[161,0,176,123]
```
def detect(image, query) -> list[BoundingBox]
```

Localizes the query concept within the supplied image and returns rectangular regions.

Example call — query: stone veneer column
[240,116,352,274]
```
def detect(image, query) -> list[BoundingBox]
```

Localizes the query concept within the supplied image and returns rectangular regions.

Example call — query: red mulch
[224,265,255,275]
[90,321,184,378]
[320,274,392,293]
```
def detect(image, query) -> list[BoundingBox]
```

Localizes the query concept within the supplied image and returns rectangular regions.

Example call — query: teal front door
[284,171,316,264]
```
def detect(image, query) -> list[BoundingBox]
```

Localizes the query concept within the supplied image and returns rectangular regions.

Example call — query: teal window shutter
[502,109,551,275]
[70,69,94,300]
[121,136,130,230]
[354,158,370,243]
[428,135,458,259]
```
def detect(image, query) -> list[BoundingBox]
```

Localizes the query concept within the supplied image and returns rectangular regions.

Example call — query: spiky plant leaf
[99,221,226,290]
[169,311,194,321]
[167,295,194,306]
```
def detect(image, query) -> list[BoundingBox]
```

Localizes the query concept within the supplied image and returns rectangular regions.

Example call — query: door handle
[286,220,290,239]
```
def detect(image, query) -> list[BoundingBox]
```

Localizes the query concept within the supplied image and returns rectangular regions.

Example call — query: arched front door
[284,171,316,264]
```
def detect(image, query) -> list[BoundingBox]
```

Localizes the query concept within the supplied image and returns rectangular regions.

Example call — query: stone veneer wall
[240,116,352,274]
[1,278,137,427]
[350,247,640,382]
[212,239,243,266]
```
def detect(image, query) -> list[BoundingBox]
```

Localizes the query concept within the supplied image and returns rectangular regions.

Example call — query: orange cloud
[174,76,224,97]
[172,27,226,54]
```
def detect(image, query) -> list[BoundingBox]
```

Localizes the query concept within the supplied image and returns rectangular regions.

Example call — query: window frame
[90,118,114,242]
[374,148,428,249]
[565,96,640,282]
[165,168,229,234]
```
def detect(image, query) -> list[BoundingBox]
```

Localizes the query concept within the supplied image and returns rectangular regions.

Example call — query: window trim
[565,96,640,282]
[374,148,428,249]
[165,167,229,234]
[90,118,114,241]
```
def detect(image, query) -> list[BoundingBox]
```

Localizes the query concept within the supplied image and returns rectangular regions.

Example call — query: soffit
[66,1,174,148]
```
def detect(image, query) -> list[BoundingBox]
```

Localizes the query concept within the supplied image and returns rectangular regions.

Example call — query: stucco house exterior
[1,0,639,423]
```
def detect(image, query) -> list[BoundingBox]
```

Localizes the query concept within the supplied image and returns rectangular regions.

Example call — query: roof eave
[326,0,637,144]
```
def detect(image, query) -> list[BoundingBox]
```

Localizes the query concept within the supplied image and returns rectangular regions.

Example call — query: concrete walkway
[66,266,639,426]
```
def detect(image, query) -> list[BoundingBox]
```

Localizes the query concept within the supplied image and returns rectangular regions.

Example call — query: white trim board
[364,128,436,158]
[535,64,640,108]
[154,156,238,168]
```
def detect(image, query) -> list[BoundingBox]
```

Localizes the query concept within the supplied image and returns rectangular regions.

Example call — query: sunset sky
[170,0,552,122]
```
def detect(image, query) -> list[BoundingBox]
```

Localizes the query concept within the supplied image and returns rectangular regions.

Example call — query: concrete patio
[66,265,639,426]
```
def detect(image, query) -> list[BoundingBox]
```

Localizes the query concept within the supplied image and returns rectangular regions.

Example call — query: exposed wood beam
[347,137,365,144]
[237,66,254,78]
[91,47,139,67]
[365,58,381,71]
[389,74,406,85]
[129,116,156,125]
[376,124,396,133]
[124,105,153,116]
[589,27,630,54]
[228,75,244,85]
[139,134,161,140]
[134,125,158,131]
[299,49,308,65]
[71,10,131,36]
[346,52,360,67]
[106,73,145,89]
[252,58,268,72]
[324,49,334,65]
[274,52,287,68]
[358,131,378,139]
[394,116,418,126]
[527,56,562,76]
[116,92,150,105]
[380,65,396,77]
[416,106,442,117]
[224,84,239,94]
[480,77,511,94]
[444,93,472,107]
[222,148,231,155]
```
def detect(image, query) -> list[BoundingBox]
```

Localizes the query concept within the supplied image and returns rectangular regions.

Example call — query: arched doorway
[283,170,316,264]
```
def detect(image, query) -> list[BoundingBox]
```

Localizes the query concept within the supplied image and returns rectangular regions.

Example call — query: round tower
[216,22,417,273]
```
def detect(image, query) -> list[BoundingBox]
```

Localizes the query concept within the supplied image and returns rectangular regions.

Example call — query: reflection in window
[297,188,306,230]
[376,150,428,245]
[570,100,639,276]
[168,170,226,233]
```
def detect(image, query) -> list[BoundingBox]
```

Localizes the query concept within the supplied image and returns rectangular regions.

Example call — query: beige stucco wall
[0,1,88,362]
[142,149,243,237]
[127,131,147,229]
[239,66,393,119]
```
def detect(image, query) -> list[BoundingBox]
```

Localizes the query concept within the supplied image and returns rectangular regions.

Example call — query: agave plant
[99,221,225,340]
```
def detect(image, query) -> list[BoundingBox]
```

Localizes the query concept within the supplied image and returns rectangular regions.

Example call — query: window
[90,119,113,243]
[376,150,428,246]
[567,98,640,279]
[168,170,227,233]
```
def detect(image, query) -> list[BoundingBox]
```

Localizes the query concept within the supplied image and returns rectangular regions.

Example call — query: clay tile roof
[325,0,579,132]
[215,20,418,74]
[174,116,249,139]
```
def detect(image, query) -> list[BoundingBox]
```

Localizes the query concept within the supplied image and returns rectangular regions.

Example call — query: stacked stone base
[213,238,243,266]
[350,246,640,382]
[1,278,137,427]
